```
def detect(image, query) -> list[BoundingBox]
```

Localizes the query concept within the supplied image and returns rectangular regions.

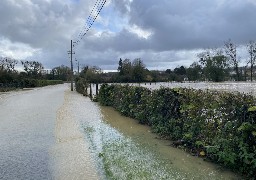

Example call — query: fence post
[89,83,92,99]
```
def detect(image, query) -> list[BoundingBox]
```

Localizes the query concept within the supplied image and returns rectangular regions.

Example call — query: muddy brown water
[100,106,242,180]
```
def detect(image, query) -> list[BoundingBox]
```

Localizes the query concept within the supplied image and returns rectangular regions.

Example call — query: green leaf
[248,106,256,112]
[238,122,253,132]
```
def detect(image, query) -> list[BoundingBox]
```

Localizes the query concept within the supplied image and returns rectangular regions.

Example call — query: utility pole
[67,40,75,91]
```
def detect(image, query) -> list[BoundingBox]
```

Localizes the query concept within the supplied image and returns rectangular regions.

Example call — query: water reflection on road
[0,85,65,180]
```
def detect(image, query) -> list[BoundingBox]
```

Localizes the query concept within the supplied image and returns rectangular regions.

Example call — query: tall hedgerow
[98,84,256,177]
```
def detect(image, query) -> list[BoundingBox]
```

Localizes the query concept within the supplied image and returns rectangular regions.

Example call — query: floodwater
[84,82,249,179]
[52,89,99,180]
[0,82,249,179]
[98,106,242,179]
[0,84,99,180]
[89,82,256,97]
[139,81,256,95]
[0,85,64,179]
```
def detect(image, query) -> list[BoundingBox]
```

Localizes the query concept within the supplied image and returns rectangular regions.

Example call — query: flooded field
[140,81,256,95]
[89,82,256,97]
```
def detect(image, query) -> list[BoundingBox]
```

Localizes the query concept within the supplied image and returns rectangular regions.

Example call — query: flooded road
[0,83,245,179]
[52,89,99,180]
[0,85,64,179]
[0,84,99,180]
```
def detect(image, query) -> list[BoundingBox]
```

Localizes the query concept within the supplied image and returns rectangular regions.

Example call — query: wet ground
[0,85,64,179]
[99,106,241,179]
[0,83,246,179]
[0,84,99,180]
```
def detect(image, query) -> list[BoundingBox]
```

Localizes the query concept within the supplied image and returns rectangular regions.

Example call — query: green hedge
[20,79,63,88]
[0,79,63,90]
[98,84,256,178]
[36,80,63,87]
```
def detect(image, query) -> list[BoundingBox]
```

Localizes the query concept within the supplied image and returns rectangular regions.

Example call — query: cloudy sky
[0,0,256,71]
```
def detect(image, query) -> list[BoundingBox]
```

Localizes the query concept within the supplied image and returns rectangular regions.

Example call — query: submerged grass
[82,121,221,179]
[81,111,239,179]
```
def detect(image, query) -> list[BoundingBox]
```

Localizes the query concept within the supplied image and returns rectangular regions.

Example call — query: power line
[67,0,107,91]
[73,0,107,47]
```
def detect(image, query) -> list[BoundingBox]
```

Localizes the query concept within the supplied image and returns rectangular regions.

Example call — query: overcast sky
[0,0,256,71]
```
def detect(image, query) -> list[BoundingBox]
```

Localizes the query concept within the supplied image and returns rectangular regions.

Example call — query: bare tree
[247,40,256,81]
[21,60,44,77]
[224,39,240,81]
[0,57,18,73]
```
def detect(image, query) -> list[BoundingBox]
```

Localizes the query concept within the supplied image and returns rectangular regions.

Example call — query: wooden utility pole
[68,40,75,91]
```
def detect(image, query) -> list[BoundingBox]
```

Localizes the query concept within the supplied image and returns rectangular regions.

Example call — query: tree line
[186,39,256,82]
[2,39,256,89]
[185,39,256,82]
[113,39,256,83]
[0,57,72,89]
[76,39,256,84]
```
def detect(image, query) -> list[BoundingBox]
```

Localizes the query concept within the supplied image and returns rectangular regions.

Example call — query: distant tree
[224,39,240,81]
[85,66,102,83]
[132,58,146,82]
[118,59,132,82]
[186,62,202,81]
[79,66,89,78]
[122,59,132,75]
[0,57,19,84]
[0,57,18,73]
[174,66,186,76]
[247,40,256,81]
[150,70,161,82]
[21,60,44,78]
[117,58,124,75]
[165,69,172,74]
[52,65,71,81]
[199,49,228,82]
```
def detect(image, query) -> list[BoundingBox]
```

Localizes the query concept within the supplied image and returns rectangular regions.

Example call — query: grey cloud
[76,28,150,53]
[1,0,256,70]
[0,0,91,48]
[127,0,256,50]
[111,0,131,16]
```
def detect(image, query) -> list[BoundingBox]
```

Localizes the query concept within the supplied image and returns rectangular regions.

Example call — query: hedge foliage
[0,79,63,91]
[21,79,63,87]
[98,84,256,178]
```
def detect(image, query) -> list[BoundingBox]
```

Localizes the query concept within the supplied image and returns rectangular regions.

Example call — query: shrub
[97,84,256,178]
